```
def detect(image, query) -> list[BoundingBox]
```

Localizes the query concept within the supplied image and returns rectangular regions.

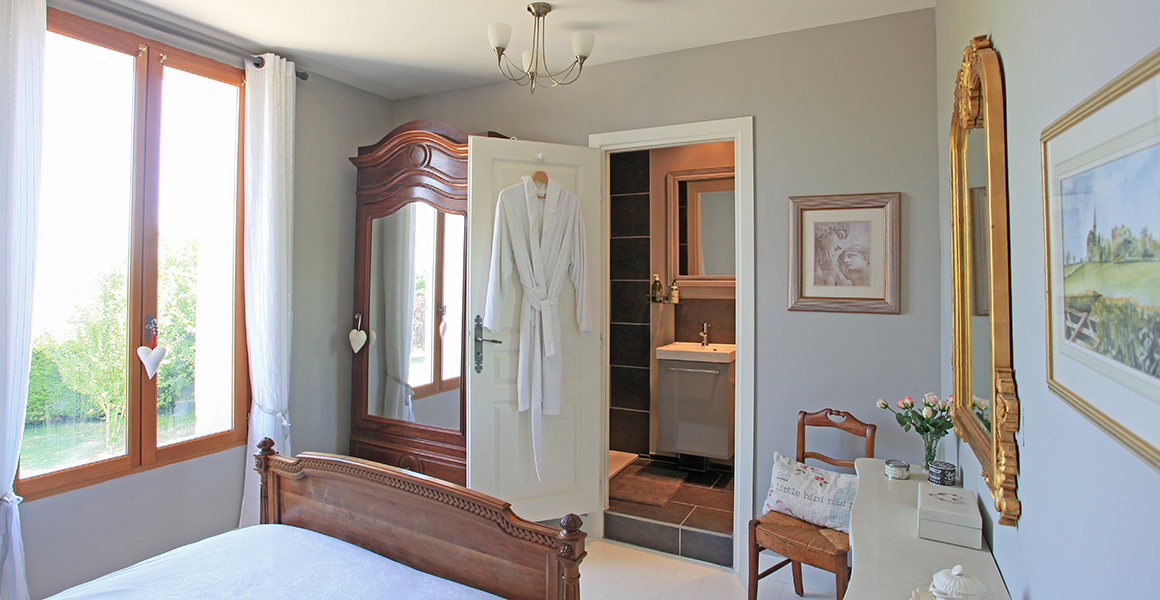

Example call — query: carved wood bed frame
[255,438,585,600]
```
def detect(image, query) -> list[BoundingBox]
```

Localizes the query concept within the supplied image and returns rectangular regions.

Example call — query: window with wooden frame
[17,8,248,500]
[406,206,463,400]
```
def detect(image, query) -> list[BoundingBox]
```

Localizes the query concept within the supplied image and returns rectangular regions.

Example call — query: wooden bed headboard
[255,439,584,600]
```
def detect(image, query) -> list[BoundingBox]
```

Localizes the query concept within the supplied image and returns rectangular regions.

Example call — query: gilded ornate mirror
[950,36,1020,525]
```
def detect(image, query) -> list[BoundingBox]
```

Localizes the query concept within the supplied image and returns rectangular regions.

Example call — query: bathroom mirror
[667,167,735,289]
[366,204,464,428]
[950,35,1020,525]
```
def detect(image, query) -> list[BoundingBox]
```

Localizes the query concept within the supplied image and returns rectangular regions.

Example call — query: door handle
[474,315,503,373]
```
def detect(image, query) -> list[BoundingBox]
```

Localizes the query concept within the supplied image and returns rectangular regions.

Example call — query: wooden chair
[748,409,876,600]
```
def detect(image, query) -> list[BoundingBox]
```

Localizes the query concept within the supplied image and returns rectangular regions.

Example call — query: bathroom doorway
[589,118,755,578]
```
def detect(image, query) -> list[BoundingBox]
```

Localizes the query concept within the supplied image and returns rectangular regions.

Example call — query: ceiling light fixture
[488,3,595,93]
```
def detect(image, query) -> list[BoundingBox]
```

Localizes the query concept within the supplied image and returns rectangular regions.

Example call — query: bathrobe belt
[522,285,561,357]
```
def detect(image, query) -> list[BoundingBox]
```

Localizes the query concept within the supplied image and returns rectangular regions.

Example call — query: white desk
[846,458,1010,600]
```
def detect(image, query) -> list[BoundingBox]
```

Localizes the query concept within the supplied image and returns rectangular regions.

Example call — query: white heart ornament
[349,329,368,353]
[367,329,376,349]
[137,345,168,379]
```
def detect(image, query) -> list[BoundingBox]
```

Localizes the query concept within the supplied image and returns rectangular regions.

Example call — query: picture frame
[787,192,900,314]
[1042,45,1160,472]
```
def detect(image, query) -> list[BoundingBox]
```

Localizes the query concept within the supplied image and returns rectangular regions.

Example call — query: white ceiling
[114,0,933,100]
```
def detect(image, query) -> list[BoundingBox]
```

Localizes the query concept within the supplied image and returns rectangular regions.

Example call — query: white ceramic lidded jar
[929,565,987,600]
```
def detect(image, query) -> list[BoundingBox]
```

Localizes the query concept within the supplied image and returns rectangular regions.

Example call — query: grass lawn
[1064,260,1160,306]
[22,411,197,476]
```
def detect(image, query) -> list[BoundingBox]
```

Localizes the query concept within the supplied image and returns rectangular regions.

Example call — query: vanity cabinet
[348,120,502,486]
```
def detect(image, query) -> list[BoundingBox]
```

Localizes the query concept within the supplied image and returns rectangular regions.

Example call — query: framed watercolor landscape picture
[1042,45,1160,471]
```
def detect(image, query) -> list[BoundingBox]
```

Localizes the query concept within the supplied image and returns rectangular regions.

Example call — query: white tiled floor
[581,539,836,600]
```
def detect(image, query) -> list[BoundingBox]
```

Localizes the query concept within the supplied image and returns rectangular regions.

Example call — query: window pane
[408,204,437,388]
[21,33,135,477]
[442,214,464,380]
[156,67,239,446]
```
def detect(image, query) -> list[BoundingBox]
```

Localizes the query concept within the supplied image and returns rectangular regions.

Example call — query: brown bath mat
[608,463,688,507]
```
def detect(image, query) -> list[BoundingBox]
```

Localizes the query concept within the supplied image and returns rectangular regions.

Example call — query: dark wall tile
[680,529,732,566]
[605,513,679,555]
[611,281,649,324]
[611,366,649,411]
[610,408,649,455]
[610,238,650,280]
[675,299,736,344]
[610,323,650,368]
[609,150,650,195]
[610,193,650,238]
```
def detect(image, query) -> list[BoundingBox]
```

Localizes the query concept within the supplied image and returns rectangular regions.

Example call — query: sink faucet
[700,323,710,346]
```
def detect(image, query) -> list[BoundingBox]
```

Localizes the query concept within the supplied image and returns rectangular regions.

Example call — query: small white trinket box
[917,482,982,549]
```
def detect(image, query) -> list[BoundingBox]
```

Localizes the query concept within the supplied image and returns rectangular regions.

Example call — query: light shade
[571,31,595,59]
[521,50,533,73]
[488,22,512,52]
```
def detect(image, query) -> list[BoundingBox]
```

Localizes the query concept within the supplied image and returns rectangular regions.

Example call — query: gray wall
[20,71,393,599]
[396,6,940,527]
[936,1,1160,598]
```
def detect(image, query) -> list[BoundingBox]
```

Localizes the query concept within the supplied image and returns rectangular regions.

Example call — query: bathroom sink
[656,342,736,363]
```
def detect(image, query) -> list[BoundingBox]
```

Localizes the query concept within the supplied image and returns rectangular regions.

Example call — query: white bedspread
[47,524,503,600]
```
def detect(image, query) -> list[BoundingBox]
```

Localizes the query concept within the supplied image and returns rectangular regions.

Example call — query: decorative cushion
[762,451,859,533]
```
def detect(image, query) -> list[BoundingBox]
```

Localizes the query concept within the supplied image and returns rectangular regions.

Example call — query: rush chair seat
[748,408,876,600]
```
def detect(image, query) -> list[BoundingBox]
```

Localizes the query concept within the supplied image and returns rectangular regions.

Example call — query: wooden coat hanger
[532,167,549,198]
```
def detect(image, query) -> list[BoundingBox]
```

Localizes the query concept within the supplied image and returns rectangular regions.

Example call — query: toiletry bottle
[669,279,680,304]
[650,274,663,303]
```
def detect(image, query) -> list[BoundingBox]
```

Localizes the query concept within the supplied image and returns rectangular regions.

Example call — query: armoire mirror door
[349,120,493,486]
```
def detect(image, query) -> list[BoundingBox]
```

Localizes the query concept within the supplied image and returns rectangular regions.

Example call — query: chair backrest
[796,408,876,469]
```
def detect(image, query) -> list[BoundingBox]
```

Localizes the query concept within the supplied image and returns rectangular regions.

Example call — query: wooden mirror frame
[665,166,736,295]
[950,36,1020,525]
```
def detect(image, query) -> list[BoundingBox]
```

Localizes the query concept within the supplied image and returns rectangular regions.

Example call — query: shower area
[605,146,737,567]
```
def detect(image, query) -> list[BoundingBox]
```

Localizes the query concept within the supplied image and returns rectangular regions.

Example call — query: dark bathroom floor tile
[605,513,679,555]
[712,473,734,491]
[608,499,694,526]
[680,529,733,567]
[672,485,733,511]
[682,470,722,488]
[682,506,733,535]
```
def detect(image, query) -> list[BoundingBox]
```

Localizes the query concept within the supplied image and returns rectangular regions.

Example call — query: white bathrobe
[483,176,592,480]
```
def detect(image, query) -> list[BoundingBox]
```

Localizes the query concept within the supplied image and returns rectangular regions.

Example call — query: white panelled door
[466,136,603,523]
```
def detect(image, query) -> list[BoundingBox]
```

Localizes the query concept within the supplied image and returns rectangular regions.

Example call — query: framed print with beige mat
[1042,44,1160,472]
[788,192,901,314]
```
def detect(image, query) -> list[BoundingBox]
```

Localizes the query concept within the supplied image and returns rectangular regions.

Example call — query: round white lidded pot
[929,565,987,600]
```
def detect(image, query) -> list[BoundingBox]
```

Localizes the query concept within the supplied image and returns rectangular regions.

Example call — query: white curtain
[239,53,295,528]
[0,0,43,598]
[377,205,417,422]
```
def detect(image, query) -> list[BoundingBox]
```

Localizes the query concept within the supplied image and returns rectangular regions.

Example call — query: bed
[48,439,586,600]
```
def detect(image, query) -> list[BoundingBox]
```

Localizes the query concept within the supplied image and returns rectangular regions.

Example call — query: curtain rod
[69,0,308,80]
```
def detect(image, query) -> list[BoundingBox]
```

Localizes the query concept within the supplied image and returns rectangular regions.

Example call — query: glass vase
[920,432,943,473]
